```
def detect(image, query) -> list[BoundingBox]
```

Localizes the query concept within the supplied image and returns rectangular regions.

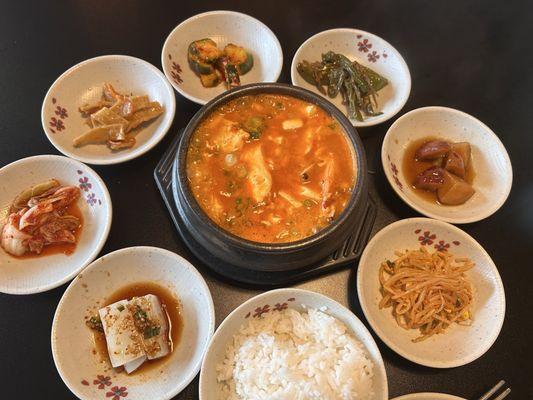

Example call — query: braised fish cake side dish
[75,83,164,151]
[186,94,356,243]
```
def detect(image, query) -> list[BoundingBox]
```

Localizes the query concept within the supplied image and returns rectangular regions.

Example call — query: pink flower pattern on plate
[357,38,372,53]
[418,231,436,245]
[434,240,451,252]
[356,36,389,64]
[77,170,101,206]
[81,375,129,399]
[414,229,460,248]
[106,386,128,399]
[93,375,112,390]
[367,51,380,63]
[55,105,68,119]
[79,176,92,192]
[253,305,270,318]
[389,158,403,190]
[49,98,68,133]
[49,117,65,132]
[245,298,297,319]
[168,54,183,84]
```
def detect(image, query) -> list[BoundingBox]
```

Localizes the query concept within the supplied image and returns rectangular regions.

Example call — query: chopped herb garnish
[386,260,395,268]
[249,131,261,140]
[303,199,315,208]
[275,101,285,110]
[133,307,148,322]
[242,116,265,140]
[328,122,337,130]
[117,305,125,312]
[143,325,161,339]
[86,315,104,332]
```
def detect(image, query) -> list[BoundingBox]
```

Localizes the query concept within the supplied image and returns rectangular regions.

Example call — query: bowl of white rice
[199,288,388,400]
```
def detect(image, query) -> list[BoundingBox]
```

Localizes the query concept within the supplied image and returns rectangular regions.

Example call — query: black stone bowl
[172,83,368,272]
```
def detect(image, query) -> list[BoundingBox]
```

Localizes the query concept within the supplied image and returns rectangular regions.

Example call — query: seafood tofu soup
[186,94,357,243]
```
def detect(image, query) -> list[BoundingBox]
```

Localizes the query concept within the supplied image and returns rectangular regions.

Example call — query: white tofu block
[99,299,146,370]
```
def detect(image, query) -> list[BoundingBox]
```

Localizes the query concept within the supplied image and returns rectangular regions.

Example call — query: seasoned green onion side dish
[188,38,254,89]
[297,51,388,121]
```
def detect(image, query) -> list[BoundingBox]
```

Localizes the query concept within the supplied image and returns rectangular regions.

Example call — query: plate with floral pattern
[357,218,505,368]
[52,246,215,400]
[41,55,175,165]
[0,155,112,294]
[291,28,411,127]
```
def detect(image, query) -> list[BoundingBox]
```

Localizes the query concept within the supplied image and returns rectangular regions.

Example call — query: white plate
[199,288,388,400]
[52,246,215,400]
[291,28,411,127]
[392,393,465,400]
[42,55,176,165]
[357,218,505,368]
[162,10,283,105]
[382,106,513,223]
[0,155,112,294]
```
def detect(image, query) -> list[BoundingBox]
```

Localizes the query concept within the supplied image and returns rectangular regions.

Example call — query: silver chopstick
[492,387,511,400]
[478,380,506,400]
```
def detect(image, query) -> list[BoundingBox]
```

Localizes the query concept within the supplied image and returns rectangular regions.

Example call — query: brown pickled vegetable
[403,137,475,206]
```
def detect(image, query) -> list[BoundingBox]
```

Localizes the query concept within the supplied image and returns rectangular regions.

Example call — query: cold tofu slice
[124,356,147,374]
[451,142,471,168]
[437,171,475,205]
[73,124,123,147]
[129,295,170,360]
[99,300,146,370]
[242,145,272,203]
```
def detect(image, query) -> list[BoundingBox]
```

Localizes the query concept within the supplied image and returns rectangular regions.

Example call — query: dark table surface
[1,1,532,399]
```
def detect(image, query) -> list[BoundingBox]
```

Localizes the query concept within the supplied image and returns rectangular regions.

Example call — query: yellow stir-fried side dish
[379,247,474,342]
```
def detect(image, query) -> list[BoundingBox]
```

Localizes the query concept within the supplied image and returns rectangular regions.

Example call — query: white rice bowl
[217,308,374,399]
[200,289,388,400]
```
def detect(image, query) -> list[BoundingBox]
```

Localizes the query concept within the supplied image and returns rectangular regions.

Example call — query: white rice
[216,307,374,400]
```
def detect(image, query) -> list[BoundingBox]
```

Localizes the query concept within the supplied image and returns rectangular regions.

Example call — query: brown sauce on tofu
[89,282,183,375]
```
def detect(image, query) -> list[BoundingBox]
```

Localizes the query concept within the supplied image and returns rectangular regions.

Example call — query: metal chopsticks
[478,380,511,400]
